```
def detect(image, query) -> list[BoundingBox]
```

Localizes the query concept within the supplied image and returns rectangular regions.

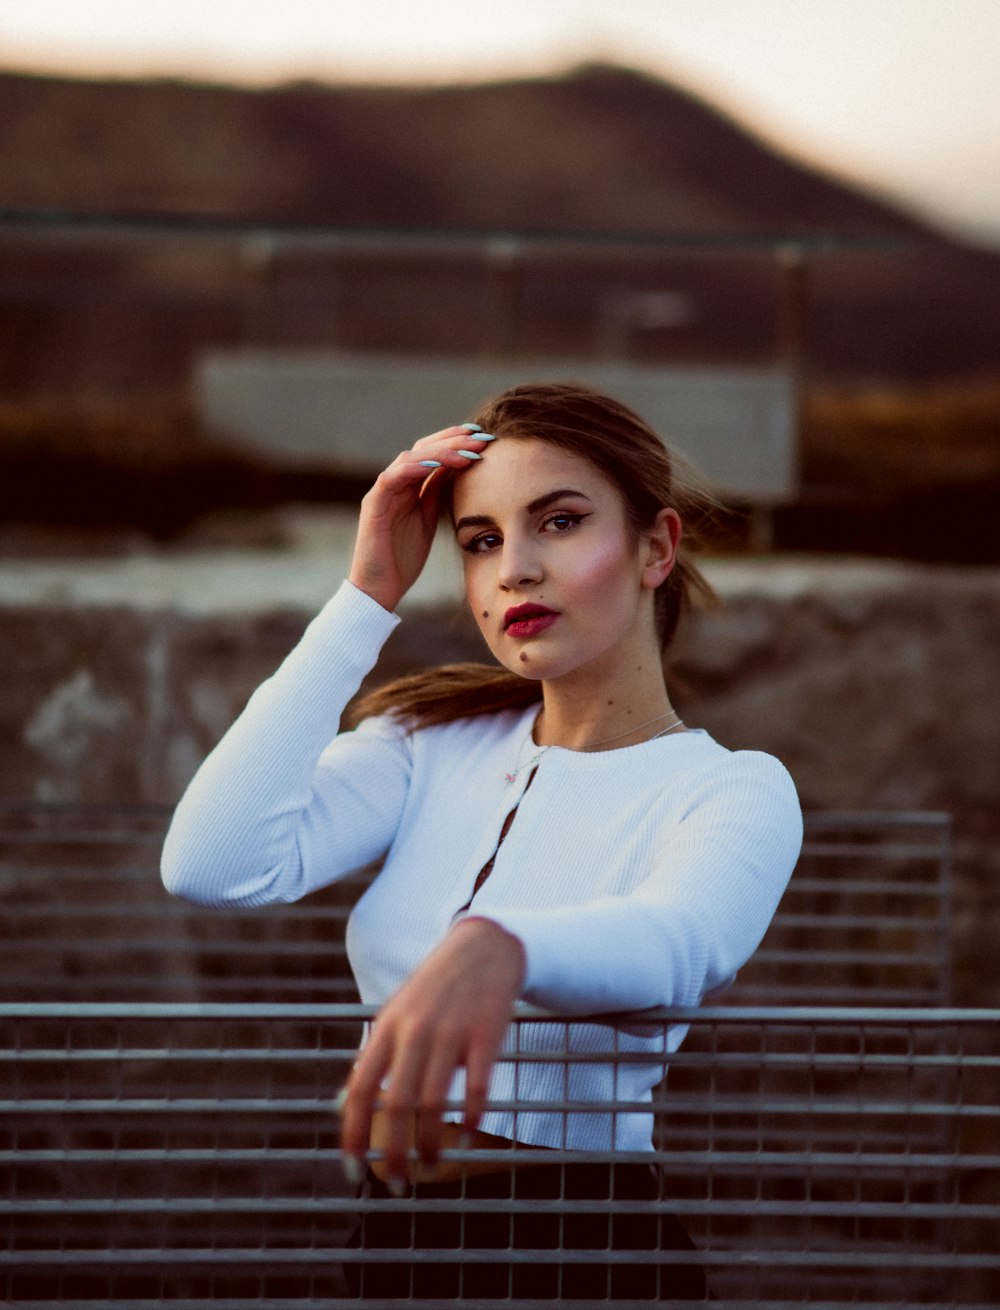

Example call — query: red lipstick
[503,603,558,638]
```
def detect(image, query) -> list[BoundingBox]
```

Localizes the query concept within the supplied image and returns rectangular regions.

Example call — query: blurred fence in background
[12,210,999,565]
[2,212,895,518]
[0,212,840,400]
[0,804,953,1007]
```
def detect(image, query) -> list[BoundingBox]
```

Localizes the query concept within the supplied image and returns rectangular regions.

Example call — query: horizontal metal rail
[0,207,908,258]
[5,1000,987,1021]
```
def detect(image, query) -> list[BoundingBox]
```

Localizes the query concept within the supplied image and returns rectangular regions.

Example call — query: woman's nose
[498,538,543,590]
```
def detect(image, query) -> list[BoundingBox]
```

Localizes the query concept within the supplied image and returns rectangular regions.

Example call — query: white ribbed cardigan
[162,581,803,1151]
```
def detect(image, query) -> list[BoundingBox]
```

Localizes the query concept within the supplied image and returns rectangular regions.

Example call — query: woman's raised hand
[347,423,493,613]
[339,918,526,1191]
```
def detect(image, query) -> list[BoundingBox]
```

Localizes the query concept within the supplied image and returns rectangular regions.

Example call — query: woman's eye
[462,531,502,555]
[543,512,585,533]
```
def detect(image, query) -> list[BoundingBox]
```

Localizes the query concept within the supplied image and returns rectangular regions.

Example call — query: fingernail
[386,1175,407,1198]
[462,423,483,432]
[457,450,483,460]
[341,1154,364,1187]
[418,459,442,468]
[475,432,497,441]
[332,1086,348,1115]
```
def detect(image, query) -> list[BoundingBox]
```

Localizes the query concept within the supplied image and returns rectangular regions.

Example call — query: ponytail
[346,662,540,730]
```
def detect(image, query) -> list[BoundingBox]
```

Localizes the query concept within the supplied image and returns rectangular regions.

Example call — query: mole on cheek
[519,652,528,663]
[482,611,489,619]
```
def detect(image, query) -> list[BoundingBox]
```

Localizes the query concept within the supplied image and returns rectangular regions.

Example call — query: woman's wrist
[450,916,527,991]
[346,569,401,615]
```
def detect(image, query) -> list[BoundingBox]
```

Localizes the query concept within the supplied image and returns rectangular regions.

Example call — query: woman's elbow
[160,847,221,906]
[160,831,301,908]
[159,820,233,906]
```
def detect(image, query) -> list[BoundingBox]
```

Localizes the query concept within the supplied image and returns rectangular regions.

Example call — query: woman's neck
[534,678,678,753]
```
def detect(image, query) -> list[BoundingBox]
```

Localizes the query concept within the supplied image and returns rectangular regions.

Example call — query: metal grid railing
[2,1003,997,1308]
[0,803,986,1306]
[0,804,953,1007]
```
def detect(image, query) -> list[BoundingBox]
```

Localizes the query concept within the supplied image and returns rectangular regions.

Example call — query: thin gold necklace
[581,709,683,750]
[504,711,685,784]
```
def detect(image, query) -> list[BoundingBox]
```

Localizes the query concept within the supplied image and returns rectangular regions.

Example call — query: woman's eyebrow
[454,489,593,535]
[526,488,593,514]
[453,513,495,533]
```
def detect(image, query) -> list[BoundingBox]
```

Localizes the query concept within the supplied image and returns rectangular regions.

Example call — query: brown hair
[349,381,721,730]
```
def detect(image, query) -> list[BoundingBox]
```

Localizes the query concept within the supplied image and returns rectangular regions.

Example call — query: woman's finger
[409,427,493,478]
[414,1030,466,1167]
[339,1034,390,1182]
[461,1038,497,1137]
[372,431,491,500]
[371,1023,436,1187]
[417,464,449,500]
[410,422,492,454]
[364,422,492,499]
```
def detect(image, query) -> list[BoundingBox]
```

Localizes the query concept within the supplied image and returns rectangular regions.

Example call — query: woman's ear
[640,508,682,590]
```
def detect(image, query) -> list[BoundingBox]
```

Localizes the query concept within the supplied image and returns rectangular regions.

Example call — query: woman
[162,381,802,1300]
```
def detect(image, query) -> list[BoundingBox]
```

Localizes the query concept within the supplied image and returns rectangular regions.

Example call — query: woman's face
[451,438,675,687]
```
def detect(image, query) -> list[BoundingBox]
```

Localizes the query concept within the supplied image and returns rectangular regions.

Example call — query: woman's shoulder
[665,730,800,810]
[674,727,792,770]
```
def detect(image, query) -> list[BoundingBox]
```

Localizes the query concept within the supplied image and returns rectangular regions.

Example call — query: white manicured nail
[341,1154,364,1186]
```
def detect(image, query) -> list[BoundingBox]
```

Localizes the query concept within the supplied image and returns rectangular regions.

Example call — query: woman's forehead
[451,439,615,517]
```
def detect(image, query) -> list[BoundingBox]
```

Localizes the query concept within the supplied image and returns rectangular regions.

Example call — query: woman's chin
[494,646,581,683]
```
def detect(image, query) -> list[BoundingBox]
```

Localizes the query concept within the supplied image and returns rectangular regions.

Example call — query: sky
[2,0,1000,249]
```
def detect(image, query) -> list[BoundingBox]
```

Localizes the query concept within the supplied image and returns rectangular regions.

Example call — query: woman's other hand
[348,424,493,613]
[339,917,525,1190]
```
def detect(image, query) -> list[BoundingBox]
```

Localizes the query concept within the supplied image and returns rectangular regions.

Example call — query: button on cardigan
[162,580,803,1151]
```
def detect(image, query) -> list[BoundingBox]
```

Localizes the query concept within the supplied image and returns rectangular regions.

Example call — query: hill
[0,64,924,235]
[0,64,998,387]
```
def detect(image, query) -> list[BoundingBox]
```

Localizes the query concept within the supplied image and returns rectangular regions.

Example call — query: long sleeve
[161,581,409,907]
[477,749,802,1015]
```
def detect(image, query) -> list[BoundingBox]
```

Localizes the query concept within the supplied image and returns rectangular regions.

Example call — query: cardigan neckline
[512,705,712,772]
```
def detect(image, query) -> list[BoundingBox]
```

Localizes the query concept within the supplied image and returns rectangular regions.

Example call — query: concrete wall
[2,552,998,1007]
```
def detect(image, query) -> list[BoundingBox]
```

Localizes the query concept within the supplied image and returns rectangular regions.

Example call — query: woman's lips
[503,605,559,638]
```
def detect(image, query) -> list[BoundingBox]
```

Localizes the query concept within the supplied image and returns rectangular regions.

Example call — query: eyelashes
[460,512,589,555]
[545,512,588,533]
[461,532,501,556]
